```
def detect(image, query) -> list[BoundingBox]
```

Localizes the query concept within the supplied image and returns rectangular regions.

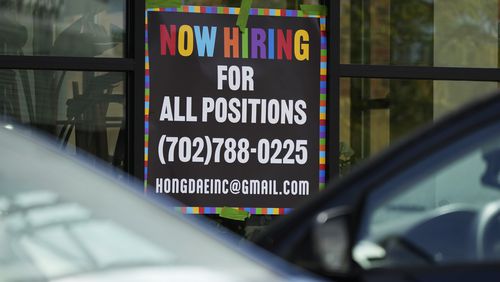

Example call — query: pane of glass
[355,123,500,268]
[340,77,499,174]
[341,0,500,68]
[0,0,125,57]
[0,70,125,169]
[147,0,321,9]
[0,133,285,281]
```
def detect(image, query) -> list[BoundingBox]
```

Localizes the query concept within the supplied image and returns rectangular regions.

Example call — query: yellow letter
[178,25,194,57]
[294,30,309,61]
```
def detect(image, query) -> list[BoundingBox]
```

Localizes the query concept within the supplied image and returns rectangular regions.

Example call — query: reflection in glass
[0,70,125,168]
[0,128,286,282]
[0,188,176,280]
[357,125,500,268]
[0,0,124,57]
[341,0,499,68]
[340,78,498,174]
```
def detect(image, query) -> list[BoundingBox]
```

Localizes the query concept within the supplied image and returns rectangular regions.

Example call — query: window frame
[328,0,500,181]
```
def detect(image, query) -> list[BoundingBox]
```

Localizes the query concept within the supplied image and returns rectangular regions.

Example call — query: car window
[354,123,500,269]
[0,127,289,282]
[0,190,174,280]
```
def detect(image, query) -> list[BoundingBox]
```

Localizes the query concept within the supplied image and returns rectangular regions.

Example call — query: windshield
[355,122,500,269]
[0,127,287,282]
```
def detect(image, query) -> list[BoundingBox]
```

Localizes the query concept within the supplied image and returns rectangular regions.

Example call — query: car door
[353,118,500,281]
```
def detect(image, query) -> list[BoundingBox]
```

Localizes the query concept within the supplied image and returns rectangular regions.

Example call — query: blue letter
[194,26,217,57]
[268,28,275,59]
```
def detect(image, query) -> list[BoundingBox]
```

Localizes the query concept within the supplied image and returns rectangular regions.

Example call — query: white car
[0,123,322,282]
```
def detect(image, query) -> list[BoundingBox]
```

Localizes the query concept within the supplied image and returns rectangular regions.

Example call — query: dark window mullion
[0,55,134,72]
[339,64,500,82]
[328,0,341,179]
[131,0,145,179]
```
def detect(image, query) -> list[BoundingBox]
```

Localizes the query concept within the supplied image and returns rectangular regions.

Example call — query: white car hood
[52,266,253,282]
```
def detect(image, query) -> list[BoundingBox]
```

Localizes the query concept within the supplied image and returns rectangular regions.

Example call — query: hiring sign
[145,6,326,215]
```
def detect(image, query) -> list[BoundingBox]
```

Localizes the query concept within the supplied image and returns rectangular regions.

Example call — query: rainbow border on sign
[145,6,327,215]
[174,207,294,215]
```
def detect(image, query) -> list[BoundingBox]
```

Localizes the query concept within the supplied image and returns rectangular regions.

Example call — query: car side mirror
[313,207,352,274]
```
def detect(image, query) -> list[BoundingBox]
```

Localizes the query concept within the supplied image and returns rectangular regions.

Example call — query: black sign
[146,8,324,213]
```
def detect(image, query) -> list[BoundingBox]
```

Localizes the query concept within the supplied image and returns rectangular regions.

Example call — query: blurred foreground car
[0,124,321,282]
[255,92,500,281]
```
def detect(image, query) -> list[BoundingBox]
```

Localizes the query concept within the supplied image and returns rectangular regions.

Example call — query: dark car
[0,123,323,282]
[255,91,500,281]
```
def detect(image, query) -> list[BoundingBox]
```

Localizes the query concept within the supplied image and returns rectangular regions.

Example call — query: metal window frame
[131,0,146,180]
[327,0,500,180]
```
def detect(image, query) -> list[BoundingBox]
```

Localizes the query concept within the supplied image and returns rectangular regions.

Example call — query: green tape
[219,207,250,221]
[236,0,253,32]
[300,4,327,16]
[146,0,182,8]
[242,28,249,58]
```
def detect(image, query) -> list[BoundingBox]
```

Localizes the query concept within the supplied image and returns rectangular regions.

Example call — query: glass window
[0,0,125,57]
[340,78,499,174]
[354,123,500,268]
[0,70,125,168]
[341,0,500,68]
[0,128,286,281]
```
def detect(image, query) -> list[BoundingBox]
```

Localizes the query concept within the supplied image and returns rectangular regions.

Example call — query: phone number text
[157,136,308,165]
